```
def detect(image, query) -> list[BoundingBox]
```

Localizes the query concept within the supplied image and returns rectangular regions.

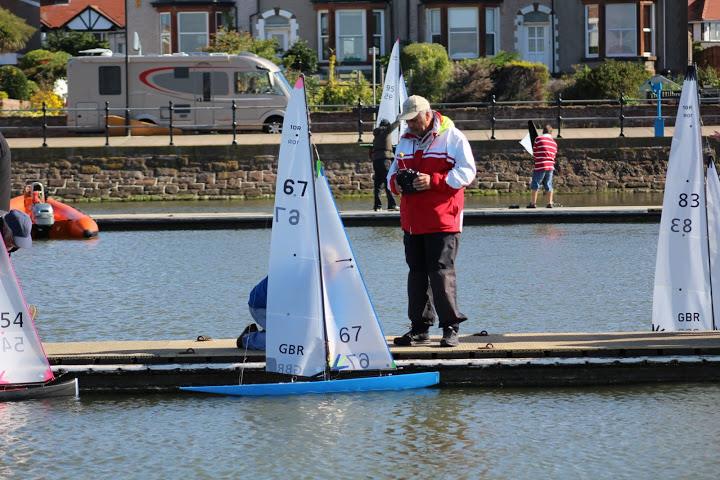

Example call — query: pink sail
[0,246,53,385]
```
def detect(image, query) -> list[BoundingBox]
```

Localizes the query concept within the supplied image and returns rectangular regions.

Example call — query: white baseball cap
[397,95,431,121]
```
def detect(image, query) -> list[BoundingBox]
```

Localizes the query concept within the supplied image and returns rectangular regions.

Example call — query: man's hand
[711,130,720,141]
[413,173,431,191]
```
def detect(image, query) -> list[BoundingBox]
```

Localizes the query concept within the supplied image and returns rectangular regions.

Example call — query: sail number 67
[339,326,361,343]
[283,179,308,196]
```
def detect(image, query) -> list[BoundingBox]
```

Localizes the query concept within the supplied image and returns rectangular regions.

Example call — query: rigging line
[303,75,331,380]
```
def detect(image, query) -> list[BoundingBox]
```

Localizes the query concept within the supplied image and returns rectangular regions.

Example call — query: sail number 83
[671,193,700,233]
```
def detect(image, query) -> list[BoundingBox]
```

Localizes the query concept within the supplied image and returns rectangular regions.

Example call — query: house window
[178,12,208,53]
[318,11,330,61]
[485,7,499,56]
[605,3,636,56]
[160,13,171,54]
[336,10,366,62]
[99,66,121,95]
[709,23,720,42]
[585,5,599,57]
[448,7,478,60]
[641,3,655,56]
[426,8,442,44]
[372,10,385,54]
[216,11,234,31]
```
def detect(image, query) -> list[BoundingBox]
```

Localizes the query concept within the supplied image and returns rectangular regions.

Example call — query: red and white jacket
[387,112,476,234]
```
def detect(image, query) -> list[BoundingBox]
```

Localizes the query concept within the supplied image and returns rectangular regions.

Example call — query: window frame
[317,10,330,61]
[177,11,209,53]
[335,9,367,63]
[426,8,442,44]
[484,7,500,56]
[372,9,385,55]
[585,4,600,58]
[447,6,479,60]
[160,12,172,55]
[640,2,655,56]
[605,3,637,57]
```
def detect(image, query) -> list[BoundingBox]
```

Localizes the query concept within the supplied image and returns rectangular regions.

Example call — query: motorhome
[66,53,291,133]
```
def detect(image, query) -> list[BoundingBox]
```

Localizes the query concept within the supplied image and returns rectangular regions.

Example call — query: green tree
[18,49,71,88]
[205,29,278,63]
[0,8,36,53]
[0,65,32,99]
[444,58,494,103]
[491,61,549,101]
[401,43,452,102]
[44,31,108,56]
[282,40,318,73]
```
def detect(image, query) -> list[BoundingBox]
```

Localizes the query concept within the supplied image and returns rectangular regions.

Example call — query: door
[192,70,215,129]
[523,23,551,68]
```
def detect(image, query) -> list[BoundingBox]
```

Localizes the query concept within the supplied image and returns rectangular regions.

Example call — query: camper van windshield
[273,72,291,96]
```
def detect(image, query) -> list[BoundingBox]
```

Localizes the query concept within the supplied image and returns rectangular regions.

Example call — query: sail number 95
[0,312,23,328]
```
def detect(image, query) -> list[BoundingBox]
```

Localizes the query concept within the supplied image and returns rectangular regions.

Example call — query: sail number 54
[0,312,23,328]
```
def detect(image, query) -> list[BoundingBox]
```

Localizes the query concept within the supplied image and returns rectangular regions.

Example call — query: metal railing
[2,94,720,147]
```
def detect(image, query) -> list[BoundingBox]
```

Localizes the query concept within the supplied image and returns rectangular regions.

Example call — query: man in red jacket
[387,96,476,347]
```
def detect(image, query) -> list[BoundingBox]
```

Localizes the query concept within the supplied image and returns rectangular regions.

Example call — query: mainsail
[706,160,720,329]
[0,247,54,385]
[265,77,326,377]
[266,77,396,377]
[375,39,408,145]
[652,66,714,331]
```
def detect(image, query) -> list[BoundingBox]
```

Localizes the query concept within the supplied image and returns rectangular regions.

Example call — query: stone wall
[7,137,683,201]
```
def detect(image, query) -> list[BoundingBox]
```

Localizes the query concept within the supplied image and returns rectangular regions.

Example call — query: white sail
[375,39,407,145]
[706,160,720,329]
[315,173,395,371]
[0,247,54,385]
[652,66,714,331]
[265,77,326,377]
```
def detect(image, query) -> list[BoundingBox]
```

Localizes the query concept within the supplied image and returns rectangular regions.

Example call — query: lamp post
[124,0,130,135]
[369,46,379,108]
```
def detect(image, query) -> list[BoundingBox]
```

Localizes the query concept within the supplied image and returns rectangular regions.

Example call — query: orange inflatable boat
[10,182,99,240]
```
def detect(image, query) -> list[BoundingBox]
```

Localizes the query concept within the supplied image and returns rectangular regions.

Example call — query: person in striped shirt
[528,124,558,208]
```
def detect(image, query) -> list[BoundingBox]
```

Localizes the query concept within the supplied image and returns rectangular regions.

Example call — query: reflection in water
[2,385,719,478]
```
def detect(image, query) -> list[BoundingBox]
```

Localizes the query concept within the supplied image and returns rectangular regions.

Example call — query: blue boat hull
[180,372,439,396]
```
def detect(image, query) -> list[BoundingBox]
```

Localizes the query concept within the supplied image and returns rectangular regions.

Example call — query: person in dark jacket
[0,131,11,211]
[237,276,267,350]
[370,119,399,211]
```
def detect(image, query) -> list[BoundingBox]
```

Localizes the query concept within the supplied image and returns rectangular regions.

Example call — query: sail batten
[653,65,715,331]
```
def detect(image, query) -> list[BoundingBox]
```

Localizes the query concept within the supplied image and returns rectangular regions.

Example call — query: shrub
[0,7,36,53]
[491,61,549,101]
[205,29,279,63]
[0,91,7,100]
[0,65,32,100]
[487,50,520,68]
[282,40,318,73]
[563,60,651,100]
[18,49,71,88]
[698,65,720,88]
[30,90,64,114]
[443,59,494,103]
[44,31,108,56]
[401,43,452,102]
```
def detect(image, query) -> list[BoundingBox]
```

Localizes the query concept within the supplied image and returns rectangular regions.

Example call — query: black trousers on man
[372,158,397,210]
[403,231,467,330]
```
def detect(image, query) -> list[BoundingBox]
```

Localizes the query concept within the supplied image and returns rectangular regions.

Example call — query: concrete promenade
[7,125,720,149]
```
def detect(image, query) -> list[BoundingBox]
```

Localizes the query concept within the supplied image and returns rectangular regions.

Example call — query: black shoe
[440,326,459,347]
[393,329,430,346]
[546,203,554,208]
[387,205,399,211]
[373,206,382,211]
[527,203,536,209]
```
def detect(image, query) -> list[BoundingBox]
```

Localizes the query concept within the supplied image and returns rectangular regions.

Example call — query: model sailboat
[652,65,720,331]
[182,77,438,396]
[0,246,78,401]
[375,39,408,145]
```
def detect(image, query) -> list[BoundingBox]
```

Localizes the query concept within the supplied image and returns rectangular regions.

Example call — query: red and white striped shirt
[533,134,557,171]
